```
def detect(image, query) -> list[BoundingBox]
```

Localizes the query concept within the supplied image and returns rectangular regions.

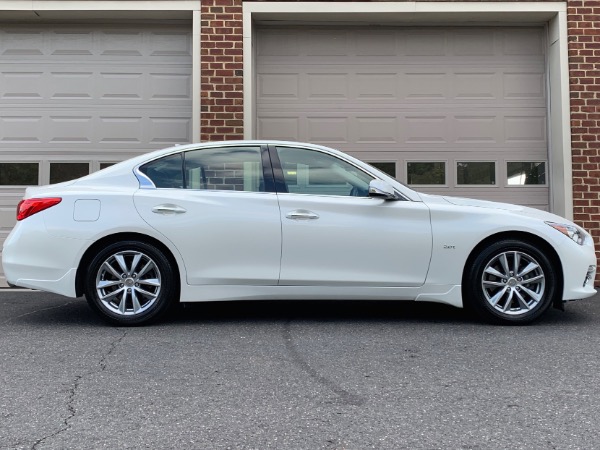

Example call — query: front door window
[275,146,374,197]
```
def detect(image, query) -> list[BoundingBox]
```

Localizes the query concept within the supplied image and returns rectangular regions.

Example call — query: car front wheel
[465,239,559,324]
[84,241,177,326]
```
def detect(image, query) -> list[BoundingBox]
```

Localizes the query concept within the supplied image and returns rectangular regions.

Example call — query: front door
[272,145,432,287]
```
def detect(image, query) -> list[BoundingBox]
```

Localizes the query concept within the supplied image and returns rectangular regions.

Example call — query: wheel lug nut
[119,283,124,287]
[502,279,507,283]
[135,283,139,287]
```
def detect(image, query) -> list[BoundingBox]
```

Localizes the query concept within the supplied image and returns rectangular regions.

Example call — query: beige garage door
[256,26,548,209]
[0,22,192,284]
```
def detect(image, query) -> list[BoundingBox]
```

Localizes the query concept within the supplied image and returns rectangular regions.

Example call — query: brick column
[567,0,600,279]
[201,0,244,141]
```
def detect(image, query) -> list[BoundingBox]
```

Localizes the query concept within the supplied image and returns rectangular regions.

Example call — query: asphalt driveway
[1,290,600,449]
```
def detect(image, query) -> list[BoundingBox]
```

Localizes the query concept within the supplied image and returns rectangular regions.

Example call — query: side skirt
[179,284,463,308]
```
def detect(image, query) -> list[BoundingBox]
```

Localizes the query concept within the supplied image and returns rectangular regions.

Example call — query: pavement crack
[100,330,128,371]
[283,319,365,407]
[30,329,127,449]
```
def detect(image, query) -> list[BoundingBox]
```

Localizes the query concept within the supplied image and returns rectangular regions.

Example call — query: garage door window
[0,163,39,185]
[457,162,496,185]
[507,162,546,185]
[50,163,90,184]
[407,162,446,185]
[368,162,396,178]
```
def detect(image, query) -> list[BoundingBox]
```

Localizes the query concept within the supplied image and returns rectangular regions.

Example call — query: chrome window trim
[134,166,156,189]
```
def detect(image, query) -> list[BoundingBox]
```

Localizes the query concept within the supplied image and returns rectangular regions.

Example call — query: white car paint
[2,141,596,325]
[276,193,432,287]
[134,189,281,285]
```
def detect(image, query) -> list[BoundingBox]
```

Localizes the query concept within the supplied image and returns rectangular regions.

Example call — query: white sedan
[3,141,597,325]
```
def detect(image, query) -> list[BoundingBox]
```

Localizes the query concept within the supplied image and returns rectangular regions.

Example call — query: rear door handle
[152,204,187,215]
[286,210,319,220]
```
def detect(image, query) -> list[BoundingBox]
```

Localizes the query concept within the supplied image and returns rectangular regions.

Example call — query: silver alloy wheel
[481,250,546,316]
[95,250,162,316]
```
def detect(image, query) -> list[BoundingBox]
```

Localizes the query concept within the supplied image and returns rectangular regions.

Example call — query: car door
[133,145,282,286]
[271,145,432,287]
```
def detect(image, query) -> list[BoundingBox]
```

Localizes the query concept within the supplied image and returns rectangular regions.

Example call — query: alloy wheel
[481,250,546,316]
[95,250,162,316]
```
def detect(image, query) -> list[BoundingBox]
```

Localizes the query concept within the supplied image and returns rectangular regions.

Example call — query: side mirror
[368,179,398,200]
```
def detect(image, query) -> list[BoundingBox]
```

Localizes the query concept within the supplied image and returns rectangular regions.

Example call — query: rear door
[133,145,282,285]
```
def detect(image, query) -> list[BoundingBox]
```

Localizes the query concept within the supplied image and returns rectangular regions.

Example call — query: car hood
[421,193,575,225]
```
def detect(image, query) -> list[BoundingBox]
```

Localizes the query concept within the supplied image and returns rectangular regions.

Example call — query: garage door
[0,22,192,284]
[256,26,548,210]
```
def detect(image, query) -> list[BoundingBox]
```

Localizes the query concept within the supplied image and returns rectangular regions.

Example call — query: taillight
[17,197,62,221]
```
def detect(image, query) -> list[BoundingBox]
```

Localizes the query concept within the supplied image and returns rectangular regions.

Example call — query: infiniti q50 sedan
[2,141,597,325]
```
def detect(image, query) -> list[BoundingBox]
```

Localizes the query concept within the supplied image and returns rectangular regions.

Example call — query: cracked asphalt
[2,290,600,449]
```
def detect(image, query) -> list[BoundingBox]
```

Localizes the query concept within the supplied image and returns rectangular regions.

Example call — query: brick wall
[201,0,600,281]
[567,0,600,281]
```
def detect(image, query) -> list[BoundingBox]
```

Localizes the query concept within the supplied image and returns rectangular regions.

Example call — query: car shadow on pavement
[165,298,595,328]
[3,291,596,328]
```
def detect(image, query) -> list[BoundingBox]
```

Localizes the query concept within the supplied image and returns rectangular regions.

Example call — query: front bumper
[560,235,597,301]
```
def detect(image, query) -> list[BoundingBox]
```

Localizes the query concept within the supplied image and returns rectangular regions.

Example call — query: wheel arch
[462,231,564,310]
[75,232,182,298]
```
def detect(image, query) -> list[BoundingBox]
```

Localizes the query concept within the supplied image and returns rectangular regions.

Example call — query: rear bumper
[7,268,78,297]
[2,216,85,298]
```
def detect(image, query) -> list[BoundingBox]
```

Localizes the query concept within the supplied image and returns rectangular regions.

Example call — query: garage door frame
[243,1,572,219]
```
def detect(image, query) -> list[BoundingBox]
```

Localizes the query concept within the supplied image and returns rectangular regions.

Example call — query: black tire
[84,240,177,326]
[464,239,558,325]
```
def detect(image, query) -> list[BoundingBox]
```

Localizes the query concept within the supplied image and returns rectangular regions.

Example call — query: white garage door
[0,22,192,284]
[256,26,548,210]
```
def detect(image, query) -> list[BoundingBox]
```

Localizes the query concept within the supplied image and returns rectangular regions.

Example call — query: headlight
[545,221,586,245]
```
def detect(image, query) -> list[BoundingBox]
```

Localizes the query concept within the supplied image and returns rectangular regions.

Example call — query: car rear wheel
[84,241,176,326]
[465,239,558,324]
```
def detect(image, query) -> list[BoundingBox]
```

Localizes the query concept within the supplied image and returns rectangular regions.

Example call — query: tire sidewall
[465,239,557,325]
[84,241,176,326]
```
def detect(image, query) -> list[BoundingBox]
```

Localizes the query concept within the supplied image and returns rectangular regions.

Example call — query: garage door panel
[503,29,545,56]
[355,30,397,56]
[1,26,191,58]
[0,109,191,148]
[257,109,547,149]
[257,117,300,141]
[1,67,191,106]
[257,26,548,210]
[258,27,544,63]
[258,67,545,107]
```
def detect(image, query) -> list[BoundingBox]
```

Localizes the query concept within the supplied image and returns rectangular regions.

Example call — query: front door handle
[286,209,319,220]
[152,204,187,215]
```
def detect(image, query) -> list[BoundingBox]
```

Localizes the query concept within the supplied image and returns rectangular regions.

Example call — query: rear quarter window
[139,153,183,188]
